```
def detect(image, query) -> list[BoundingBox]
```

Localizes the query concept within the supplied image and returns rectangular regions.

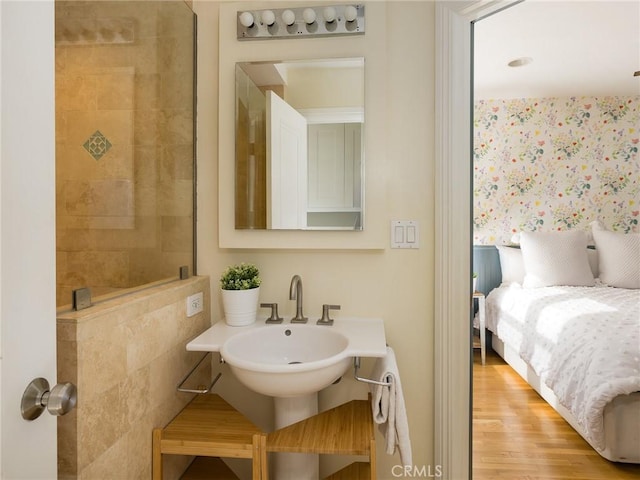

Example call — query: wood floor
[472,349,640,480]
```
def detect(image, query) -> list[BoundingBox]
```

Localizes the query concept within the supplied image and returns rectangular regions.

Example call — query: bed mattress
[486,283,640,462]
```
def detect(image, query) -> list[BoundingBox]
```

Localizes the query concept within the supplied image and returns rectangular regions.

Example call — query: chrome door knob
[21,378,77,420]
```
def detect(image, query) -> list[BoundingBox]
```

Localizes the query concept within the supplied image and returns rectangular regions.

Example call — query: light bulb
[344,6,358,22]
[323,7,337,23]
[282,9,295,26]
[261,10,275,26]
[303,8,316,25]
[239,12,254,28]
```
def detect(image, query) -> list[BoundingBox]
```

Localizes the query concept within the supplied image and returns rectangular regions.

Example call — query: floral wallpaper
[473,96,639,245]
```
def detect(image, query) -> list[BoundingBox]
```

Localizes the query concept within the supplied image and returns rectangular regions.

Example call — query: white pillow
[496,245,525,284]
[498,244,598,282]
[520,231,595,288]
[591,223,640,289]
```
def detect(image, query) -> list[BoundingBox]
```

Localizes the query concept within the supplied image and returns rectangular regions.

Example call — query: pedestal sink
[220,324,351,397]
[187,318,387,480]
[221,325,351,479]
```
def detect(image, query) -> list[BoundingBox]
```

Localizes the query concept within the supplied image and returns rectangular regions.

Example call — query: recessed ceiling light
[508,57,533,68]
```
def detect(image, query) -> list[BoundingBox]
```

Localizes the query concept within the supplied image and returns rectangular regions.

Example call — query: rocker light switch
[407,225,416,243]
[394,225,405,243]
[391,220,420,249]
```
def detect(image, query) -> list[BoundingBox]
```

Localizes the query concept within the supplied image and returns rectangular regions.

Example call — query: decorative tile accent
[83,130,112,160]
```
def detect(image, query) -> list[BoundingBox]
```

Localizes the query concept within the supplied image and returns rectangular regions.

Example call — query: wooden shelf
[153,394,265,480]
[267,399,373,456]
[158,394,262,458]
[154,395,375,479]
[324,462,372,480]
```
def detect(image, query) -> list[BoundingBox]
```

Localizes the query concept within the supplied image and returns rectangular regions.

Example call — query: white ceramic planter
[221,287,260,326]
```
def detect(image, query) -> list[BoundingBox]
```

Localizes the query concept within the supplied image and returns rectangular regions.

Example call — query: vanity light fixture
[344,5,358,22]
[323,7,337,23]
[261,10,276,27]
[303,8,317,25]
[238,11,255,28]
[237,5,365,40]
[282,9,296,26]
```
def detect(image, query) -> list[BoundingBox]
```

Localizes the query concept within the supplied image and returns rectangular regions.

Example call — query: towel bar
[353,357,392,387]
[176,352,222,394]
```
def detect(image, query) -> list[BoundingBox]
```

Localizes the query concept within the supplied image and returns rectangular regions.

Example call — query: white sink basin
[220,324,351,397]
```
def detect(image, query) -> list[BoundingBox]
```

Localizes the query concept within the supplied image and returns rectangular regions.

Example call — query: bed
[479,225,640,463]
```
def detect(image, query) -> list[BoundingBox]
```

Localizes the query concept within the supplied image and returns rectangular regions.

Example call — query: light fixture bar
[237,5,364,40]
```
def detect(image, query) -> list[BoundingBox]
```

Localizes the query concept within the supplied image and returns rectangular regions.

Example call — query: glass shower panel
[55,1,195,307]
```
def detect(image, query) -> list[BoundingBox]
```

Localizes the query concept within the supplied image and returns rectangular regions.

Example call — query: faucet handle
[261,303,283,324]
[317,304,340,326]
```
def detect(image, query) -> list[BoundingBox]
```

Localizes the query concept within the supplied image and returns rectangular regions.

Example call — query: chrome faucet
[289,275,308,323]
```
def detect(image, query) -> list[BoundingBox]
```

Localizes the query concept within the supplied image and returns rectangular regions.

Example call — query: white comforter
[486,283,640,451]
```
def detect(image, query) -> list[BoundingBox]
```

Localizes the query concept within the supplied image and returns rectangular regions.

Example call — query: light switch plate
[391,220,419,249]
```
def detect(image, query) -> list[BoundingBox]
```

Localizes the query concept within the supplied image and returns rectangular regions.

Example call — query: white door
[308,123,347,208]
[266,90,308,229]
[307,123,362,209]
[1,1,58,478]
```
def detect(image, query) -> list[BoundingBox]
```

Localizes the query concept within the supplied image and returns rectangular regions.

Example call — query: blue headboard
[473,245,502,296]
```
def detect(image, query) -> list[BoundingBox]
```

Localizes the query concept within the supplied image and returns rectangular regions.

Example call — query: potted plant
[220,263,261,326]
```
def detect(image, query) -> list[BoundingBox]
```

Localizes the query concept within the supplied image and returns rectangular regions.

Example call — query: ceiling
[474,0,640,99]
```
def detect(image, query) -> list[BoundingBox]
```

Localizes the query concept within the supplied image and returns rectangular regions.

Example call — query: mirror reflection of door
[307,123,362,229]
[266,90,308,229]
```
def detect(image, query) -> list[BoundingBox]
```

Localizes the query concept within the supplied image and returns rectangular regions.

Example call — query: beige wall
[57,276,211,479]
[194,2,435,478]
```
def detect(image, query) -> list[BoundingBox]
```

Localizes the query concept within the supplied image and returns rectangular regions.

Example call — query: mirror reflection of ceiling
[474,1,640,99]
[239,58,365,107]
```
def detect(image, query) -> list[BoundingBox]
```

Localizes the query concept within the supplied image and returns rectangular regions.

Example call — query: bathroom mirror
[235,57,364,230]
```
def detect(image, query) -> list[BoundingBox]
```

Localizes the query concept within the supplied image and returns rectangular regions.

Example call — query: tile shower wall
[473,96,639,244]
[55,1,195,306]
[57,276,211,480]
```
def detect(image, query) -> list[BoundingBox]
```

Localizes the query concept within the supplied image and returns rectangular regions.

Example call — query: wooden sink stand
[152,394,376,480]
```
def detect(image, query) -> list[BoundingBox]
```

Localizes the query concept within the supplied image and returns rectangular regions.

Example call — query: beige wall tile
[161,72,194,110]
[57,74,97,111]
[133,146,160,187]
[62,179,134,217]
[77,383,124,468]
[158,179,193,217]
[161,109,194,145]
[161,216,193,253]
[158,35,193,74]
[121,365,150,427]
[57,408,78,477]
[77,324,128,397]
[160,144,193,181]
[135,74,161,110]
[132,38,159,75]
[62,250,130,287]
[126,302,181,372]
[133,109,160,146]
[58,277,211,478]
[96,71,134,110]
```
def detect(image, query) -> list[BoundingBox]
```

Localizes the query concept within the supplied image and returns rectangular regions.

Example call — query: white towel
[370,346,412,466]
